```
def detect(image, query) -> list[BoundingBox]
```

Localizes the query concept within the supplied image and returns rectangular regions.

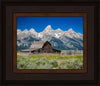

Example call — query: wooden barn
[20,41,61,56]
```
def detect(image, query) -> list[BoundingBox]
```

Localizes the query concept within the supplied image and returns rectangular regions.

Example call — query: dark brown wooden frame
[1,1,98,85]
[13,13,87,73]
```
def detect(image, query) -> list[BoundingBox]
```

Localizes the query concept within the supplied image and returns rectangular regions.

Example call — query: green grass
[17,53,83,69]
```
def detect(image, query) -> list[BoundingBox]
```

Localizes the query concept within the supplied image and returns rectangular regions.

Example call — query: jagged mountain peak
[56,28,63,31]
[17,29,22,34]
[47,25,51,28]
[29,28,36,32]
[57,28,61,30]
[64,28,83,39]
[23,29,28,32]
[17,26,83,50]
[17,29,22,32]
[43,25,53,32]
[22,29,29,34]
[17,29,22,31]
[67,28,75,33]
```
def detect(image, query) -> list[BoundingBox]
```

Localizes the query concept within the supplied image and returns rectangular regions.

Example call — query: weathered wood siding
[53,49,61,53]
[20,41,61,55]
[31,42,61,54]
[43,43,54,53]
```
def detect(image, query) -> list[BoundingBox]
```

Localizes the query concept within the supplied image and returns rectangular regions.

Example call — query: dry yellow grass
[17,52,20,56]
[17,52,83,62]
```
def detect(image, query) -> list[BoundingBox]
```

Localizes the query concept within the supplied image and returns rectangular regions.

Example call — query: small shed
[20,41,61,56]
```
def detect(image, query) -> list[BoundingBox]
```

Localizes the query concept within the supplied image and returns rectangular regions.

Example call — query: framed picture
[13,13,87,73]
[1,0,99,85]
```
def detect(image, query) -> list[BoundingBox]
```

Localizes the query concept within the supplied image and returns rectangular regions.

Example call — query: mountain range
[17,25,83,51]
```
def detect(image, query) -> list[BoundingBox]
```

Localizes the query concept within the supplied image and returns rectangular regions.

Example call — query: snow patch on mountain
[17,25,83,50]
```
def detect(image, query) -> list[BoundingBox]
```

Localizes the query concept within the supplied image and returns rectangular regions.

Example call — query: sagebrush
[17,54,83,69]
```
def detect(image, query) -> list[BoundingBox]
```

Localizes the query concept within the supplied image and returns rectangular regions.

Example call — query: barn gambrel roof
[30,41,45,49]
[20,48,39,51]
[21,41,50,52]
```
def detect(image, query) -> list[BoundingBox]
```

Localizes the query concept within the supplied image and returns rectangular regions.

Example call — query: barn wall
[53,49,61,54]
[20,42,61,55]
[32,49,40,54]
[42,43,54,53]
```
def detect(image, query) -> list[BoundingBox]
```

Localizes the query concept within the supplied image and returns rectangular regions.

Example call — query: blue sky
[17,17,83,34]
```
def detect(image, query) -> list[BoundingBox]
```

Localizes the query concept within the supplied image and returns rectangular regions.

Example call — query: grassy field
[17,52,83,69]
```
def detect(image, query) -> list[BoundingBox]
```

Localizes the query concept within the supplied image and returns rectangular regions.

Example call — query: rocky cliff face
[17,25,83,51]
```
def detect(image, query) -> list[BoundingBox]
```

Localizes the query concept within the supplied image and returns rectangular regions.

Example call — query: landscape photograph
[17,17,83,69]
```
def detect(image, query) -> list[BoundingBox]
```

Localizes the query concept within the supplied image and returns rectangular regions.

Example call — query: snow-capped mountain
[17,29,22,35]
[64,28,83,39]
[17,25,83,51]
[42,25,53,33]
